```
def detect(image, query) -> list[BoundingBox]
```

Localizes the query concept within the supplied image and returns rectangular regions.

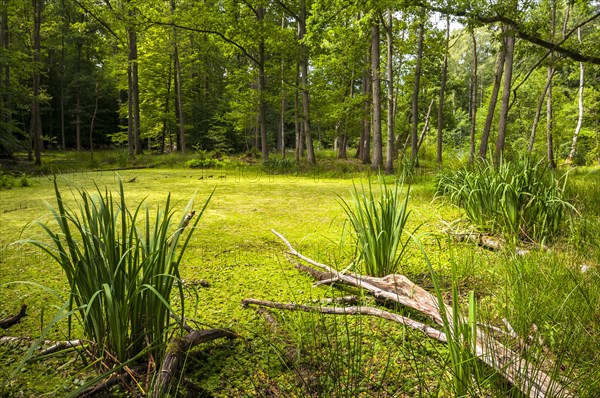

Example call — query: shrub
[185,158,224,169]
[436,156,573,243]
[0,172,15,190]
[28,178,213,368]
[340,178,416,277]
[262,157,295,174]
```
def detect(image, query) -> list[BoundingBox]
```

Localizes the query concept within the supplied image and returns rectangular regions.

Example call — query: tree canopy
[1,0,598,166]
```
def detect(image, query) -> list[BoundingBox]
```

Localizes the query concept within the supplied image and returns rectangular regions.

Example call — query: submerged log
[150,328,236,398]
[0,304,27,329]
[263,229,574,398]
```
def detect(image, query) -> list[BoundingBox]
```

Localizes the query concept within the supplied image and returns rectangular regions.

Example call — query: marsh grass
[436,156,573,243]
[340,178,417,277]
[25,178,212,369]
[499,251,600,396]
[278,303,398,397]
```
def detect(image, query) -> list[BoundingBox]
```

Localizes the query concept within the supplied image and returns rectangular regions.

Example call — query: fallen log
[243,298,447,342]
[0,304,27,329]
[267,229,574,398]
[150,328,236,398]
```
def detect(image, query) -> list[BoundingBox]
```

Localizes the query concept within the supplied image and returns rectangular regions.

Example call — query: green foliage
[340,178,416,277]
[261,157,295,174]
[185,158,225,169]
[0,173,31,189]
[500,251,600,396]
[27,178,212,367]
[436,156,573,243]
[0,172,15,190]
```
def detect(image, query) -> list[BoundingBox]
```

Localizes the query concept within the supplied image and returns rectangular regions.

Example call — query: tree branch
[417,2,600,65]
[243,298,448,342]
[149,20,260,66]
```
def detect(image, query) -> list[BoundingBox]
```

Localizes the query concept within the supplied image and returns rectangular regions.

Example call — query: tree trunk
[32,0,43,166]
[566,28,584,164]
[161,60,171,154]
[75,93,81,151]
[89,84,99,157]
[127,63,135,158]
[416,99,434,153]
[127,5,142,157]
[546,68,556,168]
[257,5,268,160]
[294,61,303,162]
[494,27,515,167]
[385,10,394,174]
[546,0,567,169]
[437,15,449,165]
[479,31,506,161]
[411,17,424,166]
[359,46,371,164]
[371,19,382,170]
[131,30,142,155]
[528,72,554,152]
[299,0,315,165]
[528,0,557,155]
[171,0,185,154]
[469,28,478,165]
[59,15,66,150]
[0,0,7,152]
[279,15,286,158]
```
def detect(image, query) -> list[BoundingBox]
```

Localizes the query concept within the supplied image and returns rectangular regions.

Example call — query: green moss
[1,161,599,396]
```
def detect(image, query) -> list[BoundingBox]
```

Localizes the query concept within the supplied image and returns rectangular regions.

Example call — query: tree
[171,0,185,154]
[370,17,382,170]
[31,0,44,165]
[566,27,584,164]
[468,27,477,164]
[437,15,449,165]
[479,29,506,161]
[494,26,515,166]
[411,14,424,166]
[384,10,395,174]
[298,0,315,165]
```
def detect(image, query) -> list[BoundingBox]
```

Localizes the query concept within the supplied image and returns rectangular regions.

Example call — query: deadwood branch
[263,229,574,398]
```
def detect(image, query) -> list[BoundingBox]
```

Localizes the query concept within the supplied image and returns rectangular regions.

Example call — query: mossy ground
[1,152,598,397]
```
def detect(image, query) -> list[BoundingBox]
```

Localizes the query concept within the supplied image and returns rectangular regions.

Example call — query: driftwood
[0,304,27,329]
[261,229,573,398]
[150,328,236,398]
[0,335,86,355]
[448,231,505,251]
[243,299,447,342]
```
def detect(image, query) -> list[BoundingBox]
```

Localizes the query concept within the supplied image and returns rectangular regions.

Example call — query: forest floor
[0,150,599,397]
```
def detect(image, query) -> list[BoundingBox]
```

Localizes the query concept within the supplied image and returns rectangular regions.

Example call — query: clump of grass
[436,156,573,243]
[28,178,212,368]
[340,178,416,277]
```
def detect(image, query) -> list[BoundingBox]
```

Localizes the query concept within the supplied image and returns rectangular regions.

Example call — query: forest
[1,0,600,397]
[0,0,599,167]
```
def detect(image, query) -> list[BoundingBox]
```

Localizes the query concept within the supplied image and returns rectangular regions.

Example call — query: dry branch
[0,336,87,355]
[39,339,87,356]
[269,229,574,398]
[243,298,447,342]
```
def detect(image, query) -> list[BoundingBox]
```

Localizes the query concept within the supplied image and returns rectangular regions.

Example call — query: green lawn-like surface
[1,159,598,397]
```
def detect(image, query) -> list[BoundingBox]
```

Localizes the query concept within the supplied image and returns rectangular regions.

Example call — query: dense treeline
[1,0,599,167]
